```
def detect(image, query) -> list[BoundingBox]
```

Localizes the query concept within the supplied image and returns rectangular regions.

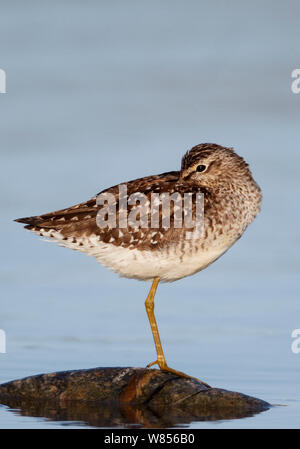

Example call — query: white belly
[38,229,230,283]
[89,238,228,282]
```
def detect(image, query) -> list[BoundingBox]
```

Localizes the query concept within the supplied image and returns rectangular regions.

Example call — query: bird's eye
[196,165,206,172]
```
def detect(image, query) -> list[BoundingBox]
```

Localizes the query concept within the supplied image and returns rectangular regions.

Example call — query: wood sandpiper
[15,143,262,384]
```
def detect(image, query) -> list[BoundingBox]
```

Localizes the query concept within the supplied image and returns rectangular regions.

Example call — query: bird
[15,143,262,384]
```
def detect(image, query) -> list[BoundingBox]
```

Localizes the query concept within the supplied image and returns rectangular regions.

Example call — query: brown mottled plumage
[15,143,261,282]
[15,143,262,381]
[16,143,260,266]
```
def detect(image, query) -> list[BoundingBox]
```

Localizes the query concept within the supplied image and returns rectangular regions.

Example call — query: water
[0,0,299,428]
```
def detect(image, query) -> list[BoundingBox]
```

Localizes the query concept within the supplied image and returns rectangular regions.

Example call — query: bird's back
[15,144,262,282]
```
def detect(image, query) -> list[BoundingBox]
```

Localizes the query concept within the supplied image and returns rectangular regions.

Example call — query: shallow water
[0,0,300,428]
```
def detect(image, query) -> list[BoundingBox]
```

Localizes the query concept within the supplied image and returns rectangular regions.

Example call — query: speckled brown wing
[13,172,172,239]
[15,170,211,251]
[97,179,209,251]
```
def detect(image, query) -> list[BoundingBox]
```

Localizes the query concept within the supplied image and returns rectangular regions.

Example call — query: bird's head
[179,143,253,188]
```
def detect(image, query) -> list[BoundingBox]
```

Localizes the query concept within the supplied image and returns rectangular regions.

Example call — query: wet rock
[0,367,271,427]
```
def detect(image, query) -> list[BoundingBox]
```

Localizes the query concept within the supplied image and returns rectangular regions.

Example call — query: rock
[0,367,271,427]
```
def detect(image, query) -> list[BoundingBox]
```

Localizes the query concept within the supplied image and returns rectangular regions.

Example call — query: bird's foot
[146,360,159,368]
[146,360,211,388]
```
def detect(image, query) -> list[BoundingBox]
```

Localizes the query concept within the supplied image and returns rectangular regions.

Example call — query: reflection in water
[1,398,270,428]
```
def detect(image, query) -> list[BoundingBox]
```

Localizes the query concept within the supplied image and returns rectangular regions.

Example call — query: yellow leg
[145,277,211,388]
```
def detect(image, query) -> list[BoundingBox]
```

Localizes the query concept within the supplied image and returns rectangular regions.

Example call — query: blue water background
[0,0,299,428]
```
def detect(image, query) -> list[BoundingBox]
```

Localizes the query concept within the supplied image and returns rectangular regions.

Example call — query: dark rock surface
[0,367,271,428]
